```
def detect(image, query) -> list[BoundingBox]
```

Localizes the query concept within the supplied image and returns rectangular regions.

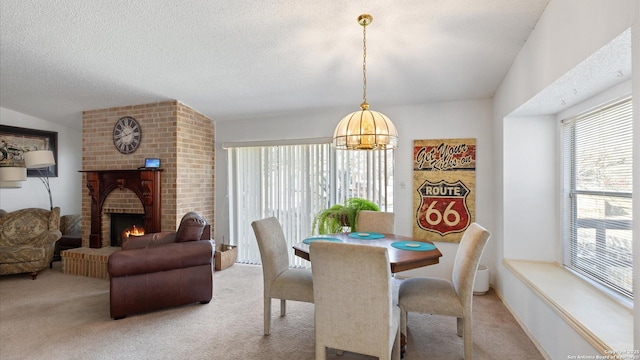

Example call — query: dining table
[293,232,442,273]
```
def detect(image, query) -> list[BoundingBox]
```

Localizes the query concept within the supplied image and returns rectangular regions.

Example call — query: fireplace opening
[110,213,145,247]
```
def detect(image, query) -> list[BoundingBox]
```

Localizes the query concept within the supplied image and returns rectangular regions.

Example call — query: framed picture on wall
[412,138,476,243]
[0,125,58,177]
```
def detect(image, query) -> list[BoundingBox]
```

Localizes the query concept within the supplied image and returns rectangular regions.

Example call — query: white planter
[473,265,490,295]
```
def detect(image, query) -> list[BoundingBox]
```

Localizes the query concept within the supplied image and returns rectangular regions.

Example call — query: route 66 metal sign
[416,179,471,236]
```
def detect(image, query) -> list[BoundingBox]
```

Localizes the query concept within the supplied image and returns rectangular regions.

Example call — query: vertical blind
[561,97,633,298]
[335,149,394,212]
[227,143,394,268]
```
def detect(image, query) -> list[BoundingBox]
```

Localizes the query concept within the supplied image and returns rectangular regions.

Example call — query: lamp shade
[0,167,27,181]
[333,107,398,150]
[0,180,23,188]
[24,150,55,169]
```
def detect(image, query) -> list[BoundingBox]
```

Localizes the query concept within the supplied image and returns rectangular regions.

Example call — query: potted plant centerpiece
[312,197,380,235]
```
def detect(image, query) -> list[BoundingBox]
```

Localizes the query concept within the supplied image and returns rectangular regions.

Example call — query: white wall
[493,0,638,357]
[214,98,494,280]
[503,114,559,262]
[0,107,82,215]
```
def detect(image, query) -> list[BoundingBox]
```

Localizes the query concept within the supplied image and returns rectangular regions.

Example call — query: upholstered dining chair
[398,222,490,360]
[356,210,394,233]
[251,217,314,335]
[310,241,401,360]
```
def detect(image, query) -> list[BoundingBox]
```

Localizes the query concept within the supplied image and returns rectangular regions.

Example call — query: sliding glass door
[227,142,394,267]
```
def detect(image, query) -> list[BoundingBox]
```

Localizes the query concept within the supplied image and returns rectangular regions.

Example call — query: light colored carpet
[0,262,543,360]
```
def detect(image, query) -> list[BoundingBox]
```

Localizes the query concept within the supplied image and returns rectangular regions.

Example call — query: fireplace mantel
[81,169,162,248]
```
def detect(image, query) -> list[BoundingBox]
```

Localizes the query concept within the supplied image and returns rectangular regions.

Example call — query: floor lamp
[0,167,27,188]
[24,150,56,210]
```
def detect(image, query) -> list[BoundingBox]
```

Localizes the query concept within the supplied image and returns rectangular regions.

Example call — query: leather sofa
[0,207,62,279]
[107,212,215,319]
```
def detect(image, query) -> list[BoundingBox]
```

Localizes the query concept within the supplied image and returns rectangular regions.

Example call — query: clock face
[113,116,141,154]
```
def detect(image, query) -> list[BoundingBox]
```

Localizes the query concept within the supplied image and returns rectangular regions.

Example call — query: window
[562,97,633,298]
[334,149,394,212]
[227,142,394,267]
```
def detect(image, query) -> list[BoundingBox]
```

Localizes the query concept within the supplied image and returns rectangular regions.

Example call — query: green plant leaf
[312,197,380,234]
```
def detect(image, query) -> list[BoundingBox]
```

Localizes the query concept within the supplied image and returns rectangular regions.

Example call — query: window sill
[503,259,633,353]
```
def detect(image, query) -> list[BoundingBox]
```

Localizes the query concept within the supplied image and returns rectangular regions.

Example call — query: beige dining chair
[356,210,394,233]
[310,241,401,360]
[398,222,490,360]
[251,217,314,335]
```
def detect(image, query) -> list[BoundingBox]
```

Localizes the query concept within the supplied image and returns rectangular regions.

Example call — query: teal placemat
[348,232,385,240]
[391,241,436,251]
[303,237,343,245]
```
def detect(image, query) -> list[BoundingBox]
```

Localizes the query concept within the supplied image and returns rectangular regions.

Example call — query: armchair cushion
[1,208,60,246]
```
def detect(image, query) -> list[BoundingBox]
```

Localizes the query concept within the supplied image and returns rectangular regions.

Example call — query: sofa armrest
[121,232,177,250]
[108,240,213,277]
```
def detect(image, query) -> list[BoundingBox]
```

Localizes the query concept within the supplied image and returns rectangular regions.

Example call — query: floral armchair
[0,207,62,279]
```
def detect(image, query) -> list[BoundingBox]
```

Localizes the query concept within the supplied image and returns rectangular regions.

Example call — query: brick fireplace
[64,101,215,278]
[80,100,215,248]
[83,169,162,248]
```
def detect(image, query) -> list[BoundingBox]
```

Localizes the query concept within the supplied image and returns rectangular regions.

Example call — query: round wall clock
[113,116,142,154]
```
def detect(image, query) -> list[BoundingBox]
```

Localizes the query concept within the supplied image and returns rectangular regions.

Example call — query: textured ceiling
[1,0,550,127]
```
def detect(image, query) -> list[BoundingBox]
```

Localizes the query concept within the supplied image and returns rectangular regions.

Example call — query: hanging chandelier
[333,14,398,150]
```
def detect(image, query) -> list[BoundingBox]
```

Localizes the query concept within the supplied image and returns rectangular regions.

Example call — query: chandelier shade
[333,14,398,150]
[333,105,398,150]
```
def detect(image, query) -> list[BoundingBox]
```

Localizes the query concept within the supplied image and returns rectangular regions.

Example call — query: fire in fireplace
[123,225,145,239]
[111,213,145,247]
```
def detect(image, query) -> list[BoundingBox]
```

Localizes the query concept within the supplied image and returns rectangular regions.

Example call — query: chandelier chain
[362,24,367,104]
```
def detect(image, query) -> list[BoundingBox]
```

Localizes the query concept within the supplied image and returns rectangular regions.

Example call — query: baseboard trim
[492,286,552,360]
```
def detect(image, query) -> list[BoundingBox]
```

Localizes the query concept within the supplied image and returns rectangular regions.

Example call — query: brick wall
[175,103,215,223]
[81,101,215,247]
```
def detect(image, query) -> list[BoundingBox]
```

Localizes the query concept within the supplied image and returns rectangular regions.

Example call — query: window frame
[561,96,633,299]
